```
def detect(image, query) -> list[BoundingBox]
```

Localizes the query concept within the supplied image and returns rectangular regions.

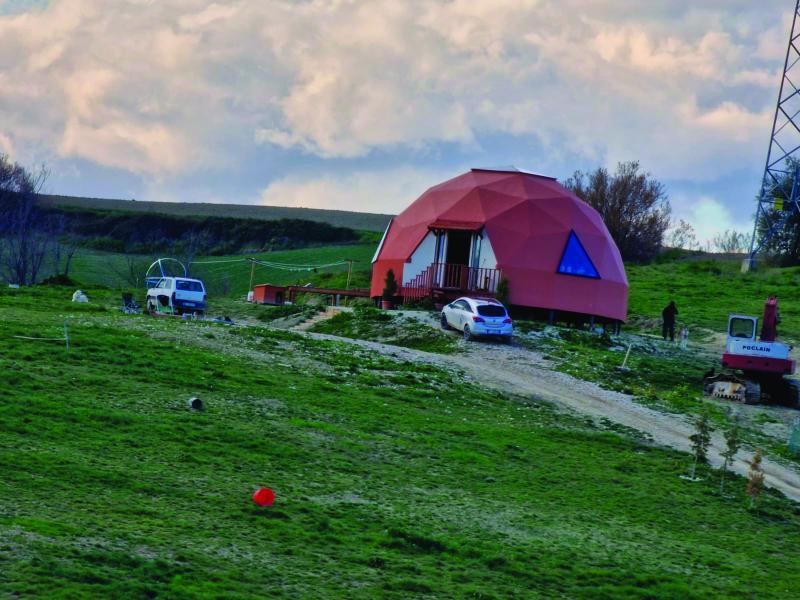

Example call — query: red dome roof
[371,169,628,321]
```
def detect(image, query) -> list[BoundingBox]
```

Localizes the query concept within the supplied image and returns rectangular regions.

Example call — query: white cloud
[59,118,193,175]
[178,3,239,30]
[259,166,454,214]
[0,0,792,200]
[672,195,753,246]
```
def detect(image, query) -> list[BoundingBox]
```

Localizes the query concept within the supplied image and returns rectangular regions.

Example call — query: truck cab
[146,277,207,315]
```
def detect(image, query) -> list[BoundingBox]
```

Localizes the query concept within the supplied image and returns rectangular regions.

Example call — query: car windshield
[477,305,506,317]
[176,280,203,292]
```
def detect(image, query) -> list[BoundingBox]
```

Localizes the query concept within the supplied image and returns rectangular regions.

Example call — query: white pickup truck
[145,277,207,315]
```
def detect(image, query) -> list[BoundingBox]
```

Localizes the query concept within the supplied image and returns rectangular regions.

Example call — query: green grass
[310,307,459,354]
[40,194,393,232]
[68,244,376,298]
[628,257,800,342]
[3,286,800,597]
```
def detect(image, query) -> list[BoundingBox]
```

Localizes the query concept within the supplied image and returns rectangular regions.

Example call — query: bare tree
[177,228,215,273]
[48,213,83,277]
[59,238,83,277]
[0,155,52,285]
[110,253,151,289]
[564,161,671,263]
[711,230,748,254]
[667,219,699,250]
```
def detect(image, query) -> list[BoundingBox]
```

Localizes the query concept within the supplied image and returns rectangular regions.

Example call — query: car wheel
[146,299,155,314]
[463,325,473,341]
[441,314,451,330]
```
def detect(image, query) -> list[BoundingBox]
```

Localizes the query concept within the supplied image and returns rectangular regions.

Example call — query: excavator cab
[728,315,757,341]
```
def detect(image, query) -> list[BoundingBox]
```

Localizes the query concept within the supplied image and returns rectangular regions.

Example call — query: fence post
[64,320,70,352]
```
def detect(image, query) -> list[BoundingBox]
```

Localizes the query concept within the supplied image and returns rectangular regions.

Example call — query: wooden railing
[401,263,502,303]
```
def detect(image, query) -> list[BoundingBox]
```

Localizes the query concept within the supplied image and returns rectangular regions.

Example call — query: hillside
[628,255,800,342]
[68,244,377,295]
[40,194,393,232]
[3,286,800,597]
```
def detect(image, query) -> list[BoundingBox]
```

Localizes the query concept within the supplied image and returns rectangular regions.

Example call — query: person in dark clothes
[662,301,678,341]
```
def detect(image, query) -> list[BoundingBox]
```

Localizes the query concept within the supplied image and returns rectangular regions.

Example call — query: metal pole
[248,260,256,293]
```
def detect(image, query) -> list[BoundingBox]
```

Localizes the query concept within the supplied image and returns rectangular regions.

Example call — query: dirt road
[305,330,800,503]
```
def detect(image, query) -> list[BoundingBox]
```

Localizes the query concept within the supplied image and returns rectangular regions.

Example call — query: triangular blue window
[557,231,600,279]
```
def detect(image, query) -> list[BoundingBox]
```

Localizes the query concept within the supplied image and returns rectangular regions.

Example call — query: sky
[0,0,796,243]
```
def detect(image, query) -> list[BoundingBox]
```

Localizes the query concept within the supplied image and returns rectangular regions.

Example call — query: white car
[441,297,513,342]
[146,277,207,315]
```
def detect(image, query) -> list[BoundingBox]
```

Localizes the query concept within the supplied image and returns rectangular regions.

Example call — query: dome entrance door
[444,230,473,288]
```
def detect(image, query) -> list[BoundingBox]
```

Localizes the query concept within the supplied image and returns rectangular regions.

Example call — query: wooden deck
[401,263,501,304]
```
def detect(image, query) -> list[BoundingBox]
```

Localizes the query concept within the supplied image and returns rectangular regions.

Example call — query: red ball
[252,487,275,507]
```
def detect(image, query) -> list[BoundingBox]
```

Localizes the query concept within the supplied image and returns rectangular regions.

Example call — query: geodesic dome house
[370,168,629,323]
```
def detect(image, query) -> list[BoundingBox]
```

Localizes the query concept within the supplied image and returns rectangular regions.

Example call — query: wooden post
[64,320,70,352]
[621,344,633,370]
[248,260,256,293]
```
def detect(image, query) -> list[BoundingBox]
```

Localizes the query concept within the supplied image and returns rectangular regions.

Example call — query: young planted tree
[719,419,742,495]
[564,161,671,264]
[382,269,398,300]
[688,414,712,480]
[495,277,510,307]
[747,449,766,510]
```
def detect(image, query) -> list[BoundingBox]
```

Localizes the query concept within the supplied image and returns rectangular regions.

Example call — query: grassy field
[3,285,800,597]
[628,256,800,342]
[40,194,393,232]
[68,243,377,298]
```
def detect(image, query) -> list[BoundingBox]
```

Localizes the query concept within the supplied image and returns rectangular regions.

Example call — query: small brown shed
[252,284,286,305]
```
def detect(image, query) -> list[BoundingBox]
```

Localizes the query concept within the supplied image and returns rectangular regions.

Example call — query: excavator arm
[760,296,779,342]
